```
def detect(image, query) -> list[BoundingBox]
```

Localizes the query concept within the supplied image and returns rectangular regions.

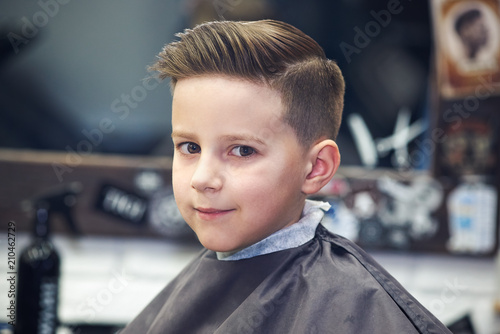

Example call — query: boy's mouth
[194,207,235,220]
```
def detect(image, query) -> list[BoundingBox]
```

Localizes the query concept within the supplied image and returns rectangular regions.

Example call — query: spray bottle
[15,183,81,334]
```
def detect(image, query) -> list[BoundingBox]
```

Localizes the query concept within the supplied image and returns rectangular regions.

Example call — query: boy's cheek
[171,162,188,181]
[171,170,188,200]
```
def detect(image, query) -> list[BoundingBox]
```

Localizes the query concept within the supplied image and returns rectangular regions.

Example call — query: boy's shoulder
[121,224,452,334]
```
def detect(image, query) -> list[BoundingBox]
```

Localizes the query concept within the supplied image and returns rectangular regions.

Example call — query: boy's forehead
[171,75,300,144]
[172,75,285,118]
[173,75,279,101]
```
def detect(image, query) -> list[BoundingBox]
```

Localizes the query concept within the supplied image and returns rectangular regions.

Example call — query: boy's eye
[231,146,255,157]
[179,142,201,154]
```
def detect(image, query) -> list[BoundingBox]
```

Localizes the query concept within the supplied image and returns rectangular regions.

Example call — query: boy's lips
[194,207,235,220]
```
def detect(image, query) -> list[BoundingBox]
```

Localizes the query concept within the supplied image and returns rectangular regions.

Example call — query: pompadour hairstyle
[455,9,482,33]
[150,19,345,145]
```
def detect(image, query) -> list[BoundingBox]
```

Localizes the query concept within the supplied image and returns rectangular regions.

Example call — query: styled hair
[455,9,482,34]
[150,19,345,145]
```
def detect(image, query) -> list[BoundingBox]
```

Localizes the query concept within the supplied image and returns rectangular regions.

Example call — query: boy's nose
[190,154,224,192]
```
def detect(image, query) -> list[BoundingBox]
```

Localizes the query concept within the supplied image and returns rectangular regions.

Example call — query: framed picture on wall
[431,0,500,98]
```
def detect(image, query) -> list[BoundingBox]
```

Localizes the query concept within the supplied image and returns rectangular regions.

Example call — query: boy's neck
[216,199,330,261]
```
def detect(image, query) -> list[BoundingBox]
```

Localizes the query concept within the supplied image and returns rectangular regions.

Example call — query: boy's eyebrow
[218,134,267,146]
[171,130,196,139]
[171,131,267,146]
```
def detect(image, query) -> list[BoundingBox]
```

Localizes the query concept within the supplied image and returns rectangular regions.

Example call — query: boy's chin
[204,244,241,254]
[199,238,244,254]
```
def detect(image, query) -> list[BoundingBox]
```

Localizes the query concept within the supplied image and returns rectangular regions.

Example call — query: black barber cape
[121,224,451,333]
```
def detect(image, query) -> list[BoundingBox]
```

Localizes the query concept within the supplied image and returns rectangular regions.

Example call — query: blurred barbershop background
[1,0,500,333]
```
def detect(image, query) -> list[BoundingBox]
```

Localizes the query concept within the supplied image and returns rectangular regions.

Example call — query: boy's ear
[302,139,340,195]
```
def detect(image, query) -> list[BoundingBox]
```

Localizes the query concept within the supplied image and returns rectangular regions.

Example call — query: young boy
[121,20,451,333]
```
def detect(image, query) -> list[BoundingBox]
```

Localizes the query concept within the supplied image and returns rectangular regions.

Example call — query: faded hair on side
[150,19,345,145]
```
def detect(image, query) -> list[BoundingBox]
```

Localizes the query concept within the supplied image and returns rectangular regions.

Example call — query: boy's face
[171,76,309,253]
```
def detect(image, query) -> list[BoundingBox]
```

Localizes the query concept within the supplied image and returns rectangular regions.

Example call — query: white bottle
[447,175,497,254]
